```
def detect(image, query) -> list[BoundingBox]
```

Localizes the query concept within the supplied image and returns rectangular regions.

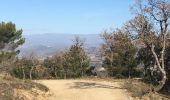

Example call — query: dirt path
[38,79,131,100]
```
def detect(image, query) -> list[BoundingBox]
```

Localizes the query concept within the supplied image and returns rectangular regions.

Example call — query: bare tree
[24,52,38,80]
[126,0,170,91]
[100,31,115,68]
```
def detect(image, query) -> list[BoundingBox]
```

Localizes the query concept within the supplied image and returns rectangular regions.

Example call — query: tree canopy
[0,22,25,53]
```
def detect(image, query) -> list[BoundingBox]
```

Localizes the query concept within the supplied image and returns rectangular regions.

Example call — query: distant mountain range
[18,33,103,58]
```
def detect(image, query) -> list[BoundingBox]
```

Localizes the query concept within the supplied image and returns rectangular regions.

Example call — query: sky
[0,0,134,35]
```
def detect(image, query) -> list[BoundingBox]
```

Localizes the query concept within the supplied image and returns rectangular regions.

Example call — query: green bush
[109,67,142,78]
[11,65,46,80]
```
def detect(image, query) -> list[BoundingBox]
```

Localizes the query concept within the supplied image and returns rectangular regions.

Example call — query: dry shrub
[123,79,170,100]
[0,74,49,100]
[123,80,150,97]
[0,83,14,100]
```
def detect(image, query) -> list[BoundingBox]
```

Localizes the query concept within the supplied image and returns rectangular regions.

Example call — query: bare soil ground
[38,79,131,100]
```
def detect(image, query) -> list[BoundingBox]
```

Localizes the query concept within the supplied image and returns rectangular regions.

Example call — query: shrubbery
[108,67,143,79]
[11,36,90,80]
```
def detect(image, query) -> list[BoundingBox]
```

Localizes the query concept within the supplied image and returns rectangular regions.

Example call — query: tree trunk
[54,68,57,79]
[64,69,67,79]
[154,71,167,91]
[80,59,84,77]
[128,67,131,79]
[22,66,25,80]
[162,75,170,92]
[64,73,66,79]
[110,52,113,67]
[29,67,33,80]
[151,44,167,91]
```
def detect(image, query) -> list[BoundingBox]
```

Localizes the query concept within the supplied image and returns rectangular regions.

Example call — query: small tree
[12,57,45,80]
[52,52,65,78]
[64,36,89,78]
[101,30,137,78]
[0,22,25,73]
[28,54,39,80]
[14,58,27,80]
[43,52,65,79]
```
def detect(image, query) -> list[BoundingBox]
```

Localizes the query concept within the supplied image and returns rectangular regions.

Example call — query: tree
[14,58,27,80]
[64,36,89,78]
[52,52,65,78]
[126,0,170,91]
[0,22,25,52]
[0,22,25,73]
[100,31,114,69]
[28,53,39,80]
[101,30,137,78]
[43,57,54,78]
[43,52,65,79]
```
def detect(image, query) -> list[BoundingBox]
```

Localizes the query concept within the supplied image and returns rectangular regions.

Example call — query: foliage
[64,36,89,78]
[12,37,89,79]
[11,57,45,80]
[0,22,25,73]
[0,22,25,52]
[43,53,65,79]
[101,30,138,78]
[126,0,170,91]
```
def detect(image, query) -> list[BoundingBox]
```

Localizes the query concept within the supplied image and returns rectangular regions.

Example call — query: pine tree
[64,36,89,78]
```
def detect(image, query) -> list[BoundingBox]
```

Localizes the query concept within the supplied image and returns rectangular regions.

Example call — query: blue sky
[0,0,134,35]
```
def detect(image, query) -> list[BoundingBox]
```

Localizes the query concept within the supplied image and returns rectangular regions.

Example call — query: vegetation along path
[38,79,131,100]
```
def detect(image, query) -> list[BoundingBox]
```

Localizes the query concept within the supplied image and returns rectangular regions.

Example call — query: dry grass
[0,74,49,100]
[122,79,170,100]
[123,80,150,97]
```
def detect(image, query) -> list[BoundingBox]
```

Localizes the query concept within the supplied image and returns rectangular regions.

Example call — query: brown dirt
[38,79,131,100]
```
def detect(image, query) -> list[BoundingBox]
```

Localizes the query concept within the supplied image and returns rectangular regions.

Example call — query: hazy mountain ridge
[19,33,103,58]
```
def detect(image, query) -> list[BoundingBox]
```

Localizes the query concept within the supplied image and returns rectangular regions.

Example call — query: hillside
[0,74,49,100]
[19,33,103,58]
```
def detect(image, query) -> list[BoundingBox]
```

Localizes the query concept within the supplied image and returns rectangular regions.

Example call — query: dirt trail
[38,79,131,100]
